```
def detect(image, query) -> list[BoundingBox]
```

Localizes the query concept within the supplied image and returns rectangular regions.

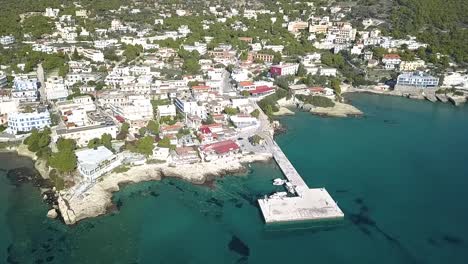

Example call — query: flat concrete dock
[258,139,344,223]
[258,188,343,223]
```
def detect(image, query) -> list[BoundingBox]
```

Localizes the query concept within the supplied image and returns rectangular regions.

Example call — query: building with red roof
[382,54,402,70]
[249,86,275,97]
[199,140,240,161]
[238,81,255,91]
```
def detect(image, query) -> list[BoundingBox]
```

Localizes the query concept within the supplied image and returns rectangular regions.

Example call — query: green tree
[331,79,342,95]
[297,63,307,77]
[87,138,101,149]
[49,150,77,173]
[117,122,130,140]
[22,16,53,39]
[123,45,143,61]
[101,133,113,150]
[56,138,76,152]
[224,107,239,116]
[250,109,260,118]
[241,90,250,97]
[135,136,154,156]
[139,127,147,137]
[146,120,160,135]
[72,48,81,60]
[157,137,172,148]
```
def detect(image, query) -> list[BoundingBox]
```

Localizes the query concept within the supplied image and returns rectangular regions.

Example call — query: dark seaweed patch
[236,256,248,264]
[206,198,224,207]
[354,198,363,204]
[6,167,51,188]
[175,186,184,192]
[228,235,250,257]
[236,192,256,206]
[383,119,398,125]
[443,235,464,245]
[149,191,159,198]
[35,259,44,264]
[235,203,243,208]
[427,237,439,247]
[46,256,54,262]
[359,226,372,236]
[116,199,123,210]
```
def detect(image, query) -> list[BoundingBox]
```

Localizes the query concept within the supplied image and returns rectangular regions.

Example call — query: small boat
[269,192,288,199]
[273,178,286,186]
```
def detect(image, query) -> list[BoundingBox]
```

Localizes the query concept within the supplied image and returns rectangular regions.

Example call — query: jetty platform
[258,140,344,224]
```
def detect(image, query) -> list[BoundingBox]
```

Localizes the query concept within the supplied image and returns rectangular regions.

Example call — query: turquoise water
[2,93,468,263]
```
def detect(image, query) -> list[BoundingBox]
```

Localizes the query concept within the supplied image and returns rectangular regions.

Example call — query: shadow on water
[261,219,346,239]
[345,197,422,264]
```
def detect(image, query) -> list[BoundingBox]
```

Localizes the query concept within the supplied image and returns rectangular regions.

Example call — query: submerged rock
[47,209,58,219]
[228,235,250,257]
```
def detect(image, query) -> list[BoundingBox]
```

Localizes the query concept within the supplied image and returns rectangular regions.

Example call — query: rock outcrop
[47,209,58,219]
[310,102,363,117]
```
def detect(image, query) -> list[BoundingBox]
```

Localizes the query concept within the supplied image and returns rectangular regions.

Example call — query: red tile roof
[192,85,210,90]
[200,140,240,155]
[250,86,274,95]
[383,54,401,60]
[309,87,324,92]
[239,81,254,87]
[199,127,212,134]
[115,115,125,123]
[200,123,222,129]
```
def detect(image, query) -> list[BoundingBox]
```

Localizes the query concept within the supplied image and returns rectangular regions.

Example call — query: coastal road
[37,63,46,103]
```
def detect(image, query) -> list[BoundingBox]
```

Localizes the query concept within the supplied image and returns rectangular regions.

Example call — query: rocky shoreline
[57,152,273,225]
[1,150,61,220]
[345,87,468,106]
[276,96,363,118]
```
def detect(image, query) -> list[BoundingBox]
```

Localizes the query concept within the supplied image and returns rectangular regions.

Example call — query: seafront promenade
[258,137,344,224]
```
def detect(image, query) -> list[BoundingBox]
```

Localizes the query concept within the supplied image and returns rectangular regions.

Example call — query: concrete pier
[258,139,344,224]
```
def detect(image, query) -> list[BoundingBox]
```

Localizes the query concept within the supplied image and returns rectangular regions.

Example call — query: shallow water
[1,94,468,263]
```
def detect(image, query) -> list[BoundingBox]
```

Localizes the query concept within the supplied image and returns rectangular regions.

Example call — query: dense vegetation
[296,95,335,108]
[391,0,468,63]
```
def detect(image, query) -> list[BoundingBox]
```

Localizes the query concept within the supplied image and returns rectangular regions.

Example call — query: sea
[1,93,468,264]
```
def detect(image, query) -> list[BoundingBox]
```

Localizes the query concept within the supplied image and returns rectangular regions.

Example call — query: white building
[45,77,69,101]
[443,72,468,89]
[109,96,153,121]
[0,72,7,88]
[77,48,105,62]
[230,115,258,129]
[75,9,88,18]
[182,42,207,55]
[76,146,122,182]
[65,73,101,87]
[263,45,284,53]
[0,35,15,45]
[396,72,439,88]
[382,54,401,70]
[319,68,337,77]
[174,98,207,119]
[157,104,176,117]
[7,111,51,134]
[56,124,118,147]
[399,60,425,71]
[44,8,59,18]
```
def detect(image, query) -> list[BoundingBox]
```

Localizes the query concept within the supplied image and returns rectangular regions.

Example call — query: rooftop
[76,146,115,171]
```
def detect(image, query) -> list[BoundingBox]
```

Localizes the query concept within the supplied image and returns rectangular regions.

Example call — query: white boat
[269,192,288,199]
[273,178,286,186]
[285,182,296,194]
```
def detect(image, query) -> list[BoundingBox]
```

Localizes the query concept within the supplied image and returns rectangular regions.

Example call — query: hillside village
[0,1,467,221]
